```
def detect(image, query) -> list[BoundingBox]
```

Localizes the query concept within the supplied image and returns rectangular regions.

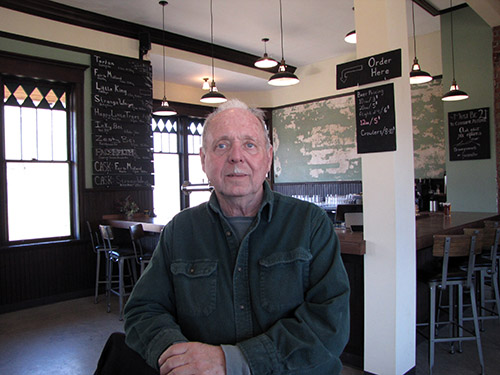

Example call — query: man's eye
[216,143,227,149]
[246,143,255,148]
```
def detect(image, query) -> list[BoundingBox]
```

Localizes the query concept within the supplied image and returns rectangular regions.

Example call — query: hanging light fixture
[268,0,299,86]
[344,7,356,44]
[200,0,227,104]
[410,1,432,84]
[254,38,278,68]
[344,30,357,44]
[153,1,177,116]
[202,77,210,90]
[442,0,468,101]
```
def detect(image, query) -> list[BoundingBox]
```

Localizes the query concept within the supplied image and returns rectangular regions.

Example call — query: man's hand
[158,342,226,375]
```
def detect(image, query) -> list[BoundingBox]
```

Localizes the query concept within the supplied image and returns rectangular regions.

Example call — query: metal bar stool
[417,234,484,375]
[129,224,153,275]
[87,221,113,304]
[467,226,500,325]
[99,225,138,320]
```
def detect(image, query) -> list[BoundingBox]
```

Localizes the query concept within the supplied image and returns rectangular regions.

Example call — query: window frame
[0,51,87,247]
[152,114,207,212]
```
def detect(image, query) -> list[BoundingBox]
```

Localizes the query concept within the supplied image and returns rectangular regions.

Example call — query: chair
[417,234,484,375]
[129,224,153,275]
[464,227,500,326]
[94,332,158,375]
[99,225,138,320]
[87,221,111,304]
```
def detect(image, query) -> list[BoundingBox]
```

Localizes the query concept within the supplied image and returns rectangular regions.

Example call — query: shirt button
[226,231,232,237]
[189,268,195,273]
[237,267,242,272]
[239,305,245,310]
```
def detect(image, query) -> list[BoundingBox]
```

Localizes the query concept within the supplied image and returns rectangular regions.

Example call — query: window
[152,115,210,220]
[1,77,75,243]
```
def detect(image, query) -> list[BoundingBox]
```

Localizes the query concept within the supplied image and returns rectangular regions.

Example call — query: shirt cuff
[221,344,251,375]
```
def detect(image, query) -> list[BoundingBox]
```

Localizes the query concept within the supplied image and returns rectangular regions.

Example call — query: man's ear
[200,148,206,173]
[266,145,273,172]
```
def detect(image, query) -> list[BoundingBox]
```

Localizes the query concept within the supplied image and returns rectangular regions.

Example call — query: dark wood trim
[0,51,87,245]
[0,0,295,73]
[413,0,468,17]
[0,51,88,82]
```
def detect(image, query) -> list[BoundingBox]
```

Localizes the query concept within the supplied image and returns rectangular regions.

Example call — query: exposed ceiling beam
[0,0,295,73]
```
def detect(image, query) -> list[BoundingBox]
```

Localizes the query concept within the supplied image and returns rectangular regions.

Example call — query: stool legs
[469,286,485,375]
[95,250,101,304]
[428,282,485,375]
[106,255,137,320]
[429,284,436,375]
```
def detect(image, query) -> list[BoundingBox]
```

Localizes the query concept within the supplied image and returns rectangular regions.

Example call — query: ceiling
[48,0,467,93]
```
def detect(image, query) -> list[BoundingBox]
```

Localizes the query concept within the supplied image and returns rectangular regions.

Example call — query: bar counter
[103,211,499,255]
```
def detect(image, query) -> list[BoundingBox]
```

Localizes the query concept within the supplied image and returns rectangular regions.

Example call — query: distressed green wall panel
[411,78,445,179]
[272,79,445,183]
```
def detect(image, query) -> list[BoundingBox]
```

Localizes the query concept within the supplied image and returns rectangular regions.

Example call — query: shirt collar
[207,180,274,223]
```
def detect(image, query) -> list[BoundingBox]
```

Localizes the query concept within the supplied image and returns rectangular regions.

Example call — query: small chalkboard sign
[337,49,401,90]
[448,107,490,161]
[355,83,396,154]
[91,53,153,188]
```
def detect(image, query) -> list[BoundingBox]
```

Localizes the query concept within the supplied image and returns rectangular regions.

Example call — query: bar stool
[99,225,138,320]
[470,226,500,324]
[417,234,484,375]
[129,224,153,275]
[87,221,111,304]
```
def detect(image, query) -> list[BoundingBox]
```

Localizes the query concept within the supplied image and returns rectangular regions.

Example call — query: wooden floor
[0,295,499,374]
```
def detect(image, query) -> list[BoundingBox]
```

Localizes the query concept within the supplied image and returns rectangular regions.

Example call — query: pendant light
[344,30,357,44]
[344,7,356,44]
[410,0,432,84]
[200,0,227,104]
[268,0,299,86]
[202,77,210,90]
[442,0,468,101]
[153,1,177,116]
[254,38,278,68]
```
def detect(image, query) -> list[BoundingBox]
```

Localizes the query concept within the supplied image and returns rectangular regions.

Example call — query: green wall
[272,79,445,183]
[441,7,497,212]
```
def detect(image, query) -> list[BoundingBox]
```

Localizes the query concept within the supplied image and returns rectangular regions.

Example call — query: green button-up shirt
[124,182,350,374]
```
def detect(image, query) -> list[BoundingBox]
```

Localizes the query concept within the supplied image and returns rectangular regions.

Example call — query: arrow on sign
[340,65,363,83]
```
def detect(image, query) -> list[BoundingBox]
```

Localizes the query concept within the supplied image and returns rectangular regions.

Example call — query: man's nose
[229,145,243,163]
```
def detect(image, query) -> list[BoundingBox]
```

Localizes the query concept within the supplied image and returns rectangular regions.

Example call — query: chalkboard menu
[448,107,490,161]
[91,53,154,188]
[355,83,396,154]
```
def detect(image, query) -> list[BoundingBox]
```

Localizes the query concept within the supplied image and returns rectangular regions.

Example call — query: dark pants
[94,332,158,375]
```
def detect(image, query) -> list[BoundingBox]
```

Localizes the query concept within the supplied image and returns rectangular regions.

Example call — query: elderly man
[124,99,350,375]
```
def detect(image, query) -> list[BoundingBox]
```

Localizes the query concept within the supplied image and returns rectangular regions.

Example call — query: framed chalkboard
[448,107,490,161]
[355,83,396,154]
[91,53,153,188]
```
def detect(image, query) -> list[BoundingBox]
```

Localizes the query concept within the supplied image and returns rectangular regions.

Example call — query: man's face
[200,108,273,204]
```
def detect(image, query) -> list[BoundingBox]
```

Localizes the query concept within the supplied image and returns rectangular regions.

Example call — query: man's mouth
[227,168,248,177]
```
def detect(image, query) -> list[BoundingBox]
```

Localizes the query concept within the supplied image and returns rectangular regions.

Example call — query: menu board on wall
[448,107,490,161]
[355,83,396,154]
[91,53,153,188]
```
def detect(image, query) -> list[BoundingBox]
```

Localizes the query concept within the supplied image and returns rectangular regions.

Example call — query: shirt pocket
[170,260,218,316]
[258,248,312,314]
